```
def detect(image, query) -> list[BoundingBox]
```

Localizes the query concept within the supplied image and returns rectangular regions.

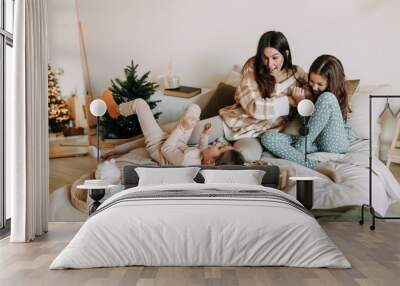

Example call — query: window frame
[1,0,14,232]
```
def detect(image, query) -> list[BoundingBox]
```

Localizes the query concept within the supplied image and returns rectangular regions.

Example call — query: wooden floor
[49,155,97,192]
[0,222,400,286]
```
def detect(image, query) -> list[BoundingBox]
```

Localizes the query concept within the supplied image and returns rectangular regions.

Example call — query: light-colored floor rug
[49,185,88,222]
[388,202,400,216]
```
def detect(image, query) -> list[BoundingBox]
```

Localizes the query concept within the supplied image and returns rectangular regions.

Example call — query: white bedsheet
[50,183,350,269]
[98,139,400,216]
[261,139,400,215]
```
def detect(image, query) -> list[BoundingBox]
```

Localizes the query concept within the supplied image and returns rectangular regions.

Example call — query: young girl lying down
[103,97,245,166]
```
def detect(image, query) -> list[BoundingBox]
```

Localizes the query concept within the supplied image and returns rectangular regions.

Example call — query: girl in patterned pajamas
[261,55,352,183]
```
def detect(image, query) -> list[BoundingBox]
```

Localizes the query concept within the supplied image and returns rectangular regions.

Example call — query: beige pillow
[345,79,360,101]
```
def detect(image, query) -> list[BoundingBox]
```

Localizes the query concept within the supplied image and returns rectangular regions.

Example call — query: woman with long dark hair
[219,31,307,141]
[261,55,352,182]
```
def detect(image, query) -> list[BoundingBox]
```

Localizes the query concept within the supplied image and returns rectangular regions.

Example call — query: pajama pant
[260,92,351,169]
[120,98,201,165]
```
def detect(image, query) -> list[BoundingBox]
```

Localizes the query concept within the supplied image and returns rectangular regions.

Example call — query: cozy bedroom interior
[1,0,400,285]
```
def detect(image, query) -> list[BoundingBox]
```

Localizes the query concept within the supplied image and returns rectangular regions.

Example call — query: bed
[50,165,350,269]
[82,80,400,218]
[54,79,399,268]
[93,136,400,218]
[258,138,400,217]
[51,138,399,269]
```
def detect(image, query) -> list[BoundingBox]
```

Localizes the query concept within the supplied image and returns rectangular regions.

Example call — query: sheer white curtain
[7,0,49,242]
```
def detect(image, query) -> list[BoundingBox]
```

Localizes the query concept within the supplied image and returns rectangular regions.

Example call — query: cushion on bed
[200,65,241,120]
[135,167,200,186]
[122,164,280,189]
[233,137,263,161]
[223,65,241,86]
[348,84,391,140]
[200,82,236,120]
[200,169,266,185]
[344,79,360,101]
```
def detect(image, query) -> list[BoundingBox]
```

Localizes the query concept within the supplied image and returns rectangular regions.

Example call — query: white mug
[159,75,180,89]
[169,76,180,89]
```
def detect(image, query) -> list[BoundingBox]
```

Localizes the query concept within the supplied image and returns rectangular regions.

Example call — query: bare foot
[101,90,120,119]
[315,163,341,183]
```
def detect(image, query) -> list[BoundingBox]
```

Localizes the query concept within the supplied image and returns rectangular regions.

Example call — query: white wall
[48,0,400,156]
[75,0,400,91]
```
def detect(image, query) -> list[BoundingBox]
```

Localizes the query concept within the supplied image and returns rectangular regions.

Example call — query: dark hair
[216,150,245,165]
[309,55,349,120]
[246,31,295,98]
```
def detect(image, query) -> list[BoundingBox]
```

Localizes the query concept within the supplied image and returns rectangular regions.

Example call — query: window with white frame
[1,0,14,231]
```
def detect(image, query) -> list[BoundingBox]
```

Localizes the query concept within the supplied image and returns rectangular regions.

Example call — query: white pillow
[136,167,200,186]
[223,64,241,87]
[233,138,263,162]
[200,169,265,185]
[348,84,392,141]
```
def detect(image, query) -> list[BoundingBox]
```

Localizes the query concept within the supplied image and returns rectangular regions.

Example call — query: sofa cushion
[200,82,236,120]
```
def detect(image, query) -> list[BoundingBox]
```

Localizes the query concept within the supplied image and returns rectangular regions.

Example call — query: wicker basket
[70,171,95,213]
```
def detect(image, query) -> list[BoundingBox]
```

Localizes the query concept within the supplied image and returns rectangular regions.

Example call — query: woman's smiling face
[263,47,285,76]
[309,72,329,96]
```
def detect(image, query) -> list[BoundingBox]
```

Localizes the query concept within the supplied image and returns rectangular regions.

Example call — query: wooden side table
[77,185,106,215]
[85,185,125,215]
[289,177,319,210]
[77,180,122,215]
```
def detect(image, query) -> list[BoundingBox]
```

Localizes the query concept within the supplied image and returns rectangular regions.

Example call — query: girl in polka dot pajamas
[261,55,351,182]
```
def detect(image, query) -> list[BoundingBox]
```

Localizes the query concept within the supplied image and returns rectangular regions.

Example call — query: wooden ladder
[386,114,400,168]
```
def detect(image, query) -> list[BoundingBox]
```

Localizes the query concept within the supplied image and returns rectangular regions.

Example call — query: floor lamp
[297,99,315,162]
[290,99,317,210]
[89,99,107,161]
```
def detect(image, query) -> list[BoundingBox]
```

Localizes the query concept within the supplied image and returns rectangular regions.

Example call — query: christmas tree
[101,61,161,139]
[48,64,70,133]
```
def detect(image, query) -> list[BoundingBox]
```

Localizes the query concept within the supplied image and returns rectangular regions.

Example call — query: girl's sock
[119,100,138,117]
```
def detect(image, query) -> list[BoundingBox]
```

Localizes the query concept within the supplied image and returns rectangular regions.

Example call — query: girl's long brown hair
[309,55,349,120]
[245,31,296,98]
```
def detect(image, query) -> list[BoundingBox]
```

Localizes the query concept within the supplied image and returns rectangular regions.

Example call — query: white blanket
[97,139,400,216]
[50,183,350,269]
[261,139,400,215]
